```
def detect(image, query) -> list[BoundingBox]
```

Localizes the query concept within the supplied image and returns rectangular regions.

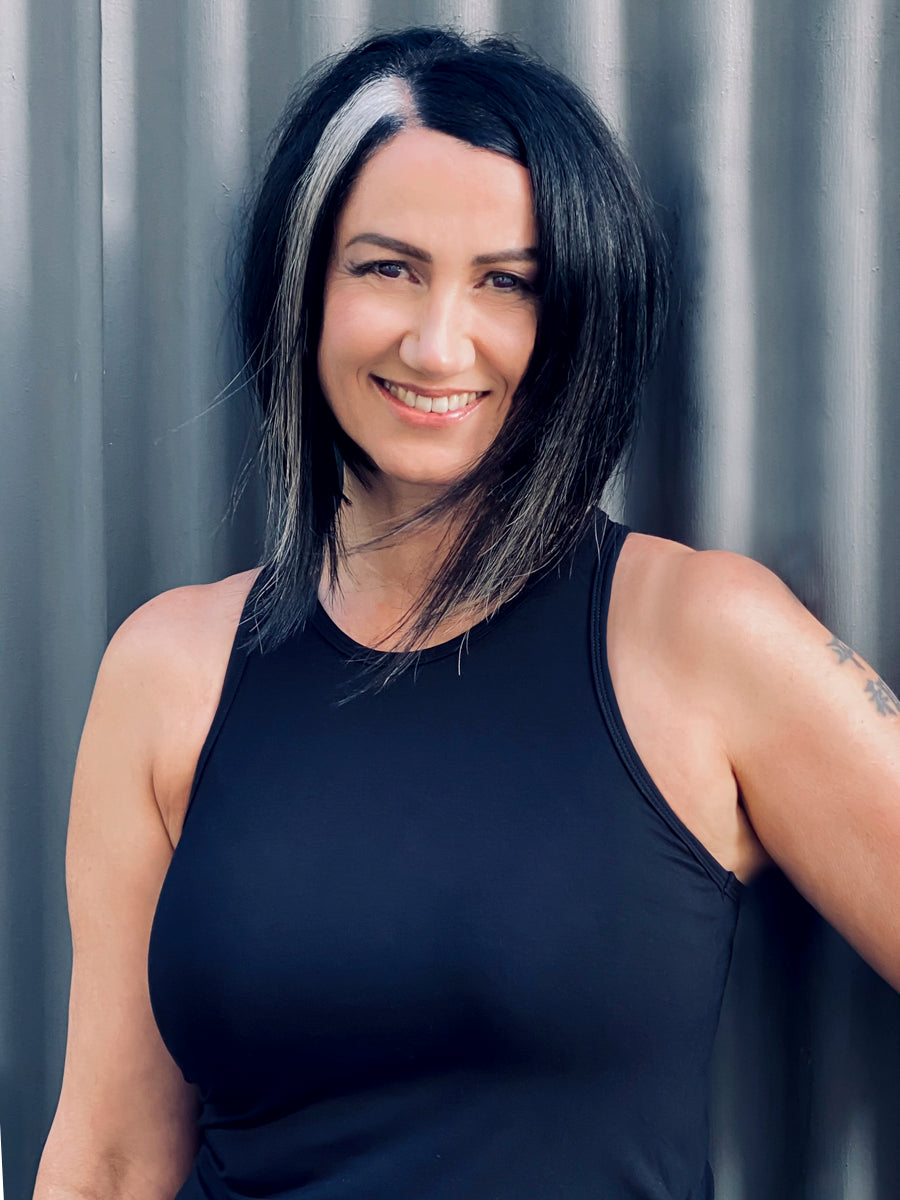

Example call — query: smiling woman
[318,129,539,495]
[238,31,667,660]
[33,24,900,1200]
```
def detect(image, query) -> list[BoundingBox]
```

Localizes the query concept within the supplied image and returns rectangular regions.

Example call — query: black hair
[239,26,668,681]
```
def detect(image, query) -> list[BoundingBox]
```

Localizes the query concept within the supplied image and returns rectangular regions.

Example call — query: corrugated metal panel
[1,2,898,1196]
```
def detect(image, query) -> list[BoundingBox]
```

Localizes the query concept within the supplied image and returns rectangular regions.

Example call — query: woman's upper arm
[675,550,900,992]
[35,596,210,1199]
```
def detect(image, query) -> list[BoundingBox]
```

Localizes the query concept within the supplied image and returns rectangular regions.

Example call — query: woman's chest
[149,642,738,1106]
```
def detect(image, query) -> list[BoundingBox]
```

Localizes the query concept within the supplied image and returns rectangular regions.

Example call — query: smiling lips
[376,376,483,415]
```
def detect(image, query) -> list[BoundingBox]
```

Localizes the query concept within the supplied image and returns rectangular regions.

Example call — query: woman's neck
[318,473,466,651]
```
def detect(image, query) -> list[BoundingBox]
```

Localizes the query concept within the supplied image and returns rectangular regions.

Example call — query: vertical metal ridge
[818,0,883,654]
[690,0,758,553]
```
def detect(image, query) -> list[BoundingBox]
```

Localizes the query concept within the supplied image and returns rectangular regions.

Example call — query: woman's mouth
[374,376,484,415]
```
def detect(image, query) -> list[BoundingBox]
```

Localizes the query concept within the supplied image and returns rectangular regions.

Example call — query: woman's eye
[488,272,529,292]
[373,261,406,279]
[347,260,411,280]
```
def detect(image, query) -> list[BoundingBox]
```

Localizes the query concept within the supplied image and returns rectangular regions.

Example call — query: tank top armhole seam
[180,571,264,829]
[590,526,742,903]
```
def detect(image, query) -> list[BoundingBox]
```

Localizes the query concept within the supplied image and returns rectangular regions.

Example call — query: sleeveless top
[148,516,742,1200]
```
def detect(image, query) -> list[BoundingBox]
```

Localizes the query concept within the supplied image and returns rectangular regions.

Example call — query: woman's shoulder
[616,540,900,990]
[95,569,261,843]
[608,532,819,883]
[616,531,804,650]
[111,568,259,650]
[103,569,260,700]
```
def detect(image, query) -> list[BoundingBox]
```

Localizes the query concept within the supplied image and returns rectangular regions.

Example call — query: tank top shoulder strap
[183,566,269,824]
[589,522,741,900]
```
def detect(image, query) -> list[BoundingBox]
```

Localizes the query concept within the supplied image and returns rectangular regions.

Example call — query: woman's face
[318,127,539,496]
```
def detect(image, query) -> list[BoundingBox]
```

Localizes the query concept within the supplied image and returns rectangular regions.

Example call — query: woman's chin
[365,460,476,499]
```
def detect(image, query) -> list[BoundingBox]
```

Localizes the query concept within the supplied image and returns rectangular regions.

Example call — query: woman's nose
[398,289,476,378]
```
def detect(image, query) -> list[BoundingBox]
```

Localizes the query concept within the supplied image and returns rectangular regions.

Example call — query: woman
[35,27,900,1200]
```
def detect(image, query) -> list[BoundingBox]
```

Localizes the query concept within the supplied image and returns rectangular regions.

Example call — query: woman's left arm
[677,550,900,990]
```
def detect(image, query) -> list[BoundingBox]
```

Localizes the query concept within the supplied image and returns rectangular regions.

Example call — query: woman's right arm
[33,581,250,1199]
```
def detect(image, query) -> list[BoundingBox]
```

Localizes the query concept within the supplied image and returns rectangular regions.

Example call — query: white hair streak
[266,75,418,566]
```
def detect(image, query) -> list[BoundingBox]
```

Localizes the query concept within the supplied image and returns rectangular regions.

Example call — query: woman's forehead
[334,127,537,258]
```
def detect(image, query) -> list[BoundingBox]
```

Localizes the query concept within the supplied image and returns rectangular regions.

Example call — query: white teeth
[380,378,479,413]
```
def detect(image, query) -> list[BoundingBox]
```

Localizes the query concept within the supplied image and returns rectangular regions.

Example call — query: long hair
[239,27,668,680]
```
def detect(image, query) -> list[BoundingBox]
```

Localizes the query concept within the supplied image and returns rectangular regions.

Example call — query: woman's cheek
[336,292,407,356]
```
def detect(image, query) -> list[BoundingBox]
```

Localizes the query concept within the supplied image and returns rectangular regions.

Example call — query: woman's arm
[671,549,900,990]
[34,577,254,1199]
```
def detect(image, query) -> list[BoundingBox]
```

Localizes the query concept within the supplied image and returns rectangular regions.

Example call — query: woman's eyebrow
[472,248,538,266]
[345,233,431,261]
[344,232,538,266]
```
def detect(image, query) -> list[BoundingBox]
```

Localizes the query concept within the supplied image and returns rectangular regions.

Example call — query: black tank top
[149,517,741,1199]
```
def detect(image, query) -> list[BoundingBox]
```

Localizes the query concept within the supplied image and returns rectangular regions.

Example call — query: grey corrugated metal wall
[1,1,897,1196]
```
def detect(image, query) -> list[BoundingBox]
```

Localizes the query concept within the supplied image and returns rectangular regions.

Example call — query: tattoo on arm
[827,635,865,669]
[864,677,900,717]
[827,636,900,717]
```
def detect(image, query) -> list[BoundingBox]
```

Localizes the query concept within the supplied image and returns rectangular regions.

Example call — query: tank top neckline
[310,598,497,664]
[308,516,608,665]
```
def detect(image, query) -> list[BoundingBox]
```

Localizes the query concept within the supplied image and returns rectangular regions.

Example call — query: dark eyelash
[346,260,407,278]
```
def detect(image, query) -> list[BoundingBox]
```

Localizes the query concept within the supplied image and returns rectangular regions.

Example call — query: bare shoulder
[99,568,260,745]
[615,533,811,670]
[97,568,260,843]
[618,530,800,608]
[607,531,826,884]
[606,534,781,882]
[615,533,900,993]
[108,568,259,666]
[613,531,835,754]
